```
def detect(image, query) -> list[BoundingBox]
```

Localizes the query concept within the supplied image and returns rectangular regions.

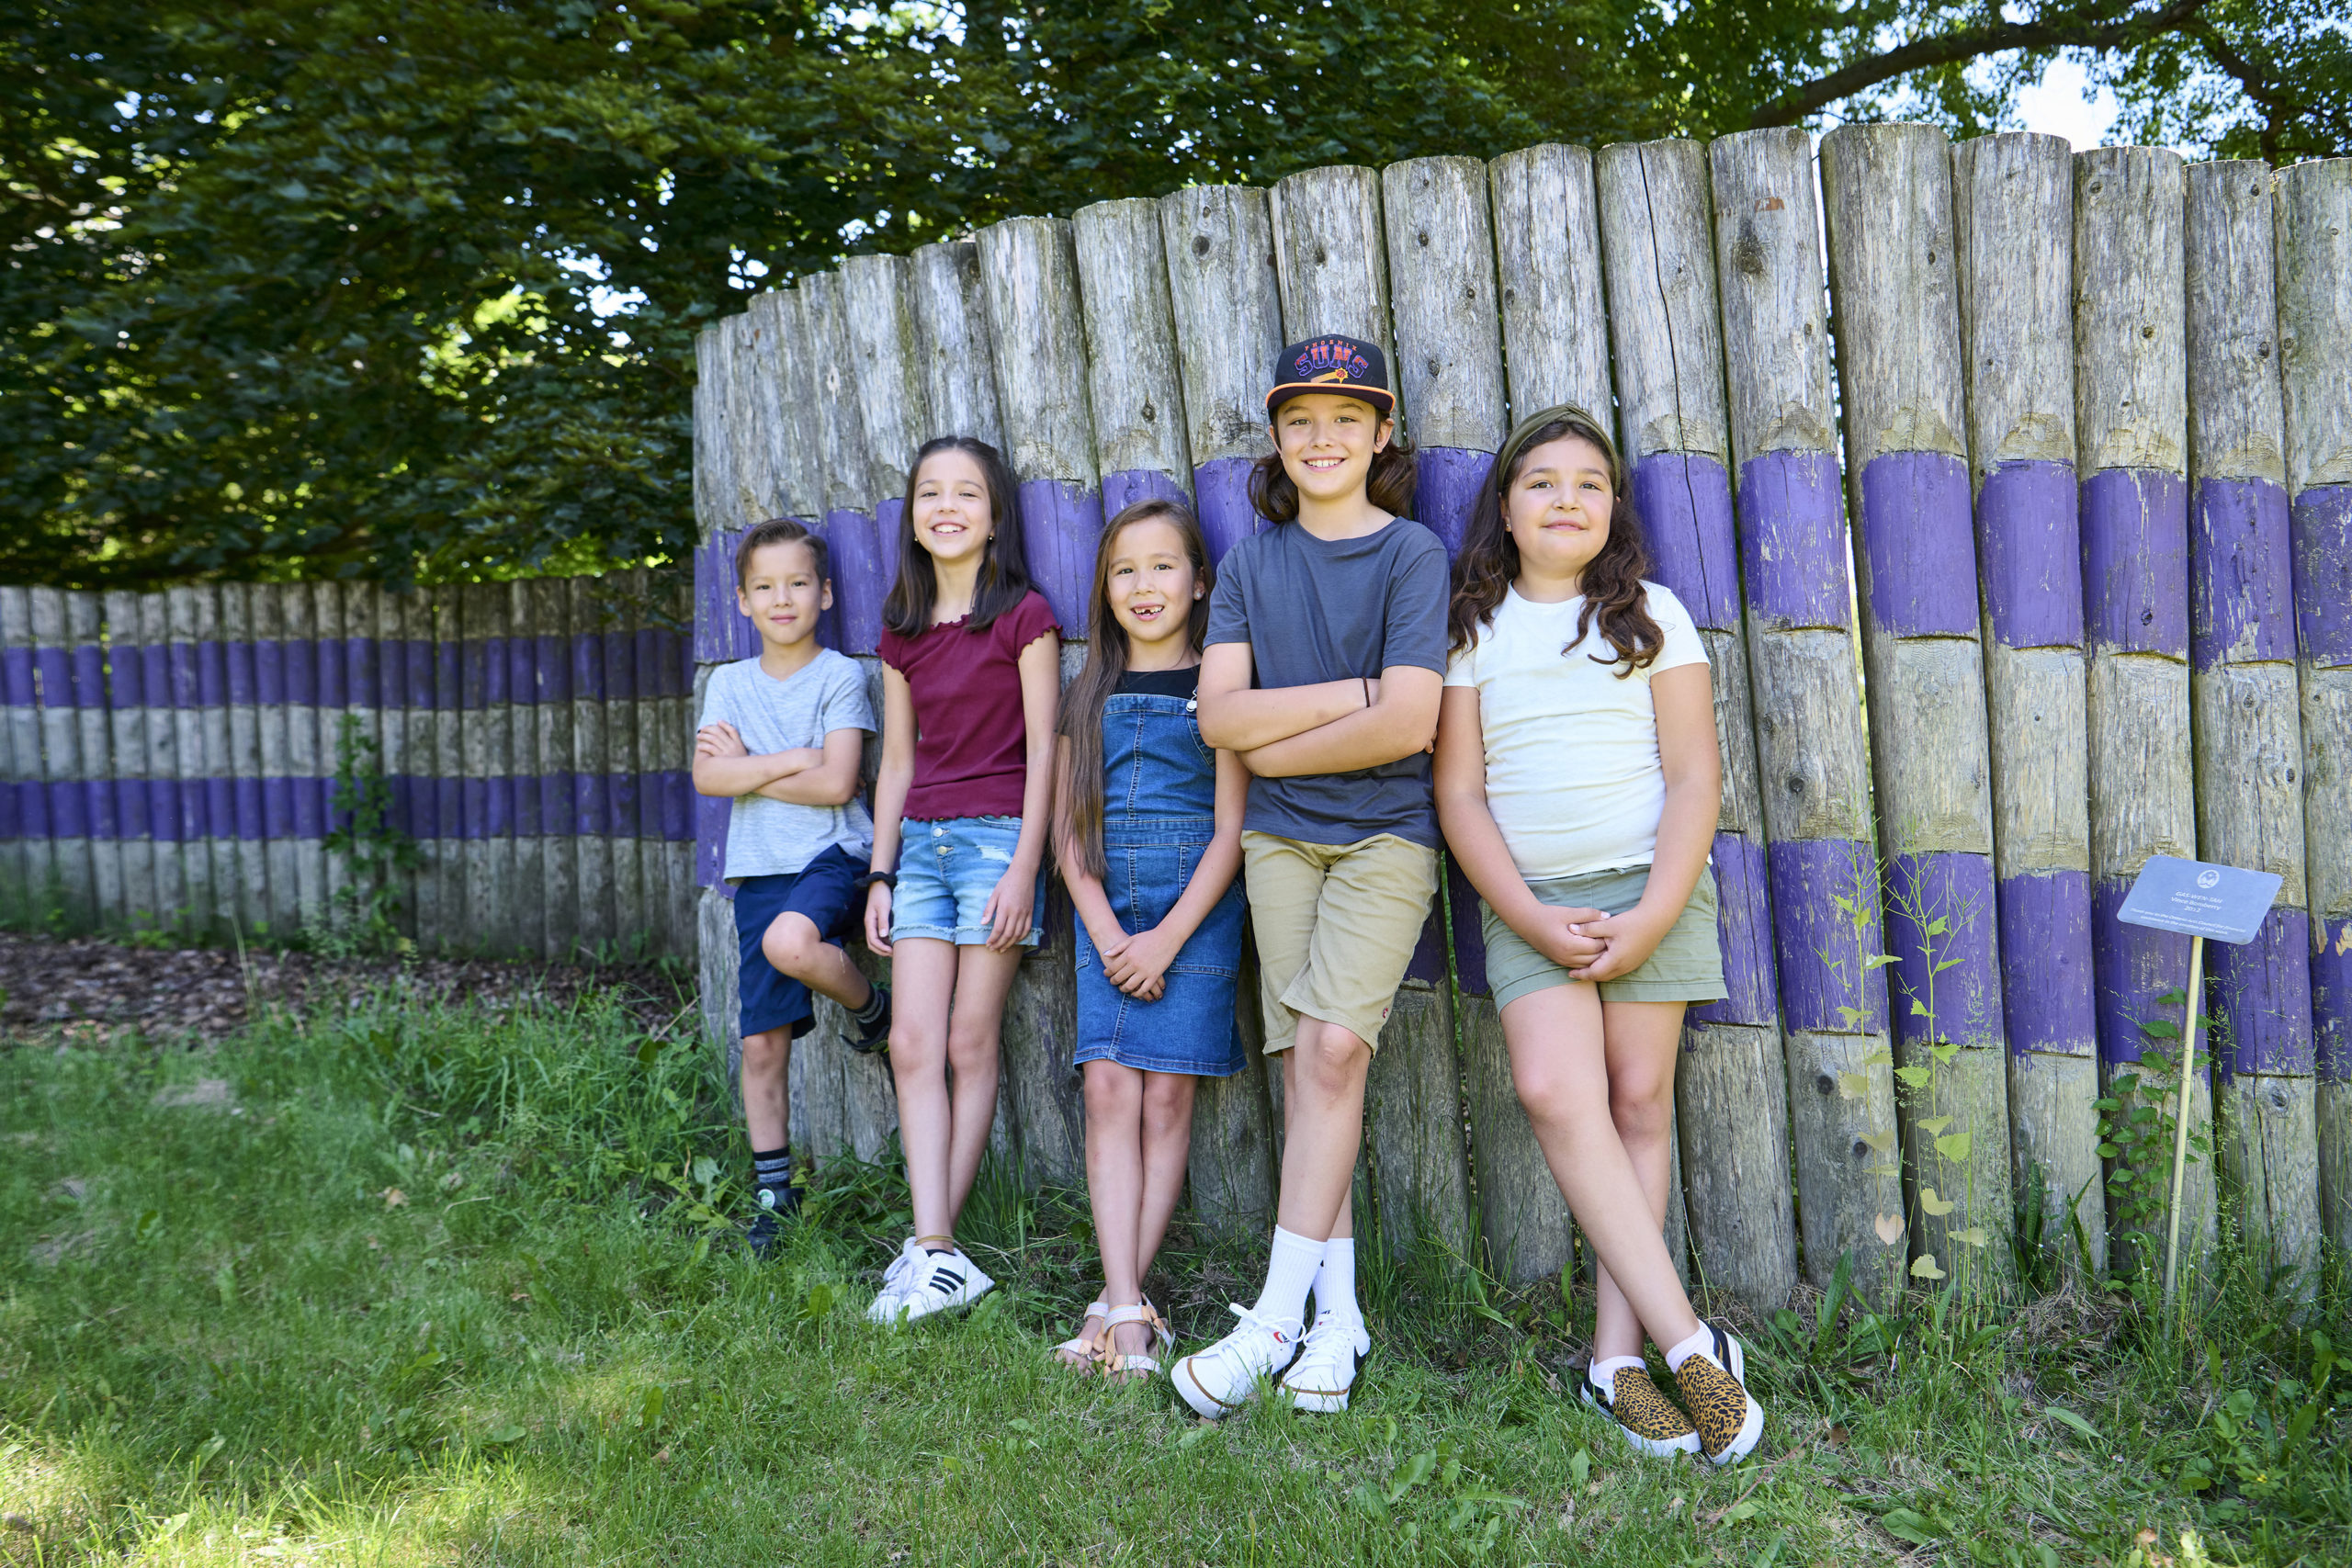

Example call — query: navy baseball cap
[1266,334,1395,418]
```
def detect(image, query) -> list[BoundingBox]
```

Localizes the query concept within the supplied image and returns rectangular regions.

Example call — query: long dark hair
[1446,404,1664,677]
[1056,498,1214,881]
[881,435,1034,637]
[1248,412,1419,523]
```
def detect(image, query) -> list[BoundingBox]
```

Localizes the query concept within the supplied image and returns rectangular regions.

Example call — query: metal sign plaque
[2115,855,2282,945]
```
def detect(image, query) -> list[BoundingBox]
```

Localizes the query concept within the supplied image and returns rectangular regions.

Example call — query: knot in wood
[1734,223,1766,277]
[1192,234,1212,258]
[1815,1073,1836,1096]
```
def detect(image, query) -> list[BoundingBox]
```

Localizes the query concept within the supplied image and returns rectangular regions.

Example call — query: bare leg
[1106,1070,1199,1361]
[1076,1060,1144,1366]
[1590,999,1692,1362]
[762,910,873,1013]
[741,1025,791,1152]
[1273,1017,1371,1241]
[1280,1039,1356,1243]
[942,942,1023,1225]
[886,939,961,1241]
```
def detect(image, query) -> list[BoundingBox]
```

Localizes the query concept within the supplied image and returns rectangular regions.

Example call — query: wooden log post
[567,576,612,953]
[395,586,432,946]
[254,585,299,938]
[456,583,493,953]
[185,584,236,942]
[2074,146,2213,1271]
[603,570,645,953]
[909,241,1008,451]
[1159,186,1283,566]
[693,318,748,1054]
[312,583,349,929]
[1074,197,1193,513]
[101,590,155,933]
[844,253,934,601]
[530,578,576,964]
[65,592,121,931]
[140,592,187,935]
[2274,157,2352,1253]
[1951,133,2108,1267]
[280,583,327,938]
[164,586,216,938]
[504,581,544,962]
[1707,127,1877,1307]
[331,583,377,931]
[29,589,93,930]
[1489,144,1611,418]
[1822,124,2016,1292]
[435,587,469,950]
[2185,158,2323,1276]
[220,584,271,937]
[0,587,37,924]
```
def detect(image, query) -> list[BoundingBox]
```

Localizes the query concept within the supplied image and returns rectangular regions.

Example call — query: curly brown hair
[1445,404,1664,678]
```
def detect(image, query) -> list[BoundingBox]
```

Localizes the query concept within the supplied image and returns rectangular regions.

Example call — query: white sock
[1588,1354,1645,1390]
[1313,1235,1360,1322]
[1250,1227,1323,1332]
[1663,1325,1714,1373]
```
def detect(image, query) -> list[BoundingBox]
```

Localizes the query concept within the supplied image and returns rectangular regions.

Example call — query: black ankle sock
[752,1145,792,1189]
[852,985,888,1024]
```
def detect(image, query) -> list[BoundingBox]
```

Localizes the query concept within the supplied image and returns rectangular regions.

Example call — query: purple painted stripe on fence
[392,637,424,708]
[1414,447,1495,560]
[1736,449,1849,630]
[2190,476,2295,670]
[85,777,118,840]
[2092,875,2195,1066]
[434,637,461,712]
[2080,468,2190,656]
[1193,456,1261,567]
[535,631,571,703]
[112,777,150,840]
[538,768,574,836]
[873,498,907,595]
[824,508,883,657]
[254,639,285,706]
[109,639,146,707]
[46,781,88,838]
[574,772,608,837]
[1102,468,1192,525]
[611,772,640,840]
[506,632,535,710]
[1764,836,1890,1034]
[262,773,295,840]
[1691,833,1778,1029]
[293,772,325,838]
[661,770,692,844]
[17,778,48,838]
[1995,869,2097,1055]
[695,793,729,886]
[339,637,372,706]
[73,642,106,712]
[225,640,258,706]
[695,532,726,666]
[571,626,605,703]
[602,621,637,705]
[455,777,482,840]
[313,637,343,708]
[1,647,32,707]
[0,781,21,840]
[1404,857,1483,989]
[2316,919,2351,1083]
[639,753,664,839]
[1631,451,1742,633]
[1977,459,2084,649]
[1019,479,1106,635]
[146,778,181,841]
[234,775,264,840]
[1883,851,2004,1049]
[287,638,316,706]
[139,644,171,712]
[2292,483,2352,667]
[35,647,73,706]
[2209,906,2313,1077]
[203,776,233,841]
[634,624,663,703]
[1857,451,1978,638]
[491,775,520,838]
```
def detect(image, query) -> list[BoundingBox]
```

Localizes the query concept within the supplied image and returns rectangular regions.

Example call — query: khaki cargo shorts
[1242,830,1440,1053]
[1481,863,1728,1011]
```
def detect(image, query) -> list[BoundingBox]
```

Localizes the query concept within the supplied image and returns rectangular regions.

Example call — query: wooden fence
[693,126,2351,1307]
[0,576,697,963]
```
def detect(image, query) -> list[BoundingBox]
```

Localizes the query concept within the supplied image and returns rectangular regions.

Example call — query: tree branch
[1748,0,2211,128]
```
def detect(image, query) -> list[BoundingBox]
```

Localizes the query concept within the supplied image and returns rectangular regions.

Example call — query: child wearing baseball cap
[1173,335,1449,1417]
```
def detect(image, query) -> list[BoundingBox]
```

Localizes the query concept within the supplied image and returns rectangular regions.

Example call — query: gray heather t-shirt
[697,649,876,879]
[1204,516,1450,847]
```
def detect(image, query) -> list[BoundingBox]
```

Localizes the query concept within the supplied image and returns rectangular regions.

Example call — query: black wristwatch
[854,871,897,892]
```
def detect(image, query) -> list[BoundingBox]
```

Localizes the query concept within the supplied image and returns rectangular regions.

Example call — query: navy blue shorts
[734,845,864,1039]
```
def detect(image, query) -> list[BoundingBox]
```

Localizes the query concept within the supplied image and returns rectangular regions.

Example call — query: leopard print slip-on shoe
[1579,1363,1702,1458]
[1671,1322,1765,1465]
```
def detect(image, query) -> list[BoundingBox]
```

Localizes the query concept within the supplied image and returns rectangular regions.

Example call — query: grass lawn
[1,981,2345,1566]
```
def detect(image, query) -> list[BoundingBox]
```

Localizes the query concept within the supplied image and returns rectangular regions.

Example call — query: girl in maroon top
[861,435,1061,1325]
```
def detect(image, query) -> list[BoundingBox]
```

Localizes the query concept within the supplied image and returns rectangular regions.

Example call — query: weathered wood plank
[1157,184,1283,562]
[804,273,887,656]
[141,591,187,935]
[33,589,96,931]
[163,586,213,938]
[1073,197,1193,513]
[217,584,269,939]
[100,591,153,933]
[1188,939,1277,1238]
[1488,143,1611,419]
[1363,983,1473,1258]
[248,585,295,939]
[1383,155,1505,553]
[1596,140,1728,468]
[843,253,934,513]
[1268,164,1393,377]
[909,240,1008,452]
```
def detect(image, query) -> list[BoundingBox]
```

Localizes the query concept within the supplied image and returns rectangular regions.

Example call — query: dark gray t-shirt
[1204,516,1450,847]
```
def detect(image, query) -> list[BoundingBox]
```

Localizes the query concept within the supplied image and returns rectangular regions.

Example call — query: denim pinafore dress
[1072,690,1248,1076]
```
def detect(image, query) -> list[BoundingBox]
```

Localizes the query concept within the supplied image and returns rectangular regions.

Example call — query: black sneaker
[846,984,891,1055]
[745,1180,800,1258]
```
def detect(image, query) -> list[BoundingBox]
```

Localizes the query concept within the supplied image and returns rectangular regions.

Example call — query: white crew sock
[1250,1227,1324,1332]
[1588,1354,1645,1391]
[1663,1325,1715,1373]
[1313,1235,1360,1322]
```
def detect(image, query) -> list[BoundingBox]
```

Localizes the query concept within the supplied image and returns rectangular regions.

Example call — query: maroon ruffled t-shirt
[879,589,1058,822]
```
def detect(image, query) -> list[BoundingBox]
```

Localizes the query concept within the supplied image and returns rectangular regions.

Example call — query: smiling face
[1501,433,1615,585]
[736,537,830,649]
[910,447,995,568]
[1102,516,1203,655]
[1271,391,1393,507]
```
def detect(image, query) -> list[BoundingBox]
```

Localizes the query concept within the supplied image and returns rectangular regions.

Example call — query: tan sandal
[1096,1302,1172,1382]
[1053,1300,1110,1374]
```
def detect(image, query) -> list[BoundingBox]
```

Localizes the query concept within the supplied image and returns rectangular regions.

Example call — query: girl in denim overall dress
[1051,500,1248,1381]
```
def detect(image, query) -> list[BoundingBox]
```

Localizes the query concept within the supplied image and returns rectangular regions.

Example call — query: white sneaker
[1171,1305,1302,1419]
[1276,1310,1370,1413]
[893,1247,995,1323]
[865,1237,925,1324]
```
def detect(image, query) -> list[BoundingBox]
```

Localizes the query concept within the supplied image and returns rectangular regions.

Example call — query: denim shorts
[892,814,1046,947]
[733,845,863,1039]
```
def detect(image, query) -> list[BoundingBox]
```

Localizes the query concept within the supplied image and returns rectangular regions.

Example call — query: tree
[4,0,2342,587]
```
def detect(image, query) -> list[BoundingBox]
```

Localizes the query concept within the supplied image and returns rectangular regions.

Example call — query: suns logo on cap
[1293,337,1371,383]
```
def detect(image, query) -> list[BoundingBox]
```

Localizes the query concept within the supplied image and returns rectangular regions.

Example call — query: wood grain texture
[842,254,933,503]
[605,573,645,952]
[1457,992,1576,1286]
[1595,140,1729,464]
[2324,1080,2352,1257]
[762,288,825,519]
[1984,645,2092,875]
[802,272,876,514]
[1784,1027,1908,1304]
[2220,1073,2322,1277]
[1819,125,1968,467]
[1188,949,1276,1238]
[284,586,327,935]
[693,324,736,536]
[67,592,120,930]
[220,584,269,937]
[143,591,187,933]
[1363,982,1473,1256]
[837,948,901,1164]
[1702,627,1762,841]
[1952,133,2076,474]
[1072,197,1193,487]
[567,577,611,948]
[2074,149,2188,477]
[1270,169,1392,392]
[1750,629,1874,844]
[1900,1042,2015,1287]
[0,587,27,922]
[909,241,1007,453]
[101,590,148,930]
[2007,1051,2105,1272]
[535,580,576,963]
[2186,161,2287,484]
[2087,654,2197,878]
[1488,143,1611,419]
[1158,186,1283,467]
[2309,665,2352,953]
[1865,637,1995,856]
[1679,1021,1799,1312]
[2274,159,2352,491]
[2194,665,2308,899]
[1000,924,1084,1189]
[1711,128,1838,464]
[977,217,1099,484]
[720,310,782,526]
[1381,156,1506,452]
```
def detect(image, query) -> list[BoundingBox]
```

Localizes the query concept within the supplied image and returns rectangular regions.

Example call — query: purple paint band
[402,638,435,708]
[254,640,285,706]
[2316,917,2352,1083]
[1631,452,1742,633]
[1858,451,1979,638]
[571,630,605,703]
[17,778,49,837]
[109,644,146,708]
[693,534,725,666]
[535,635,571,703]
[2292,484,2352,667]
[574,773,608,837]
[1883,851,2004,1049]
[1017,478,1106,636]
[112,779,150,840]
[1414,446,1495,561]
[286,640,316,707]
[661,770,693,842]
[1193,456,1261,566]
[204,777,233,840]
[35,648,73,707]
[225,640,258,706]
[634,625,664,702]
[601,626,637,704]
[1691,832,1779,1030]
[2092,876,2196,1066]
[2080,468,2190,656]
[146,778,180,841]
[638,766,664,840]
[1995,869,2098,1055]
[2190,477,2295,670]
[484,775,514,839]
[141,645,173,711]
[435,775,461,842]
[232,776,264,840]
[696,792,730,886]
[0,646,31,706]
[1405,859,1484,989]
[824,508,884,657]
[430,637,458,709]
[871,502,906,610]
[1764,836,1890,1034]
[170,642,202,706]
[72,643,106,709]
[293,773,325,839]
[1976,459,2085,649]
[2208,906,2313,1077]
[262,774,295,839]
[1736,449,1849,630]
[341,637,374,705]
[540,773,574,836]
[484,637,511,706]
[0,780,18,840]
[610,771,640,839]
[1101,468,1191,525]
[507,636,536,708]
[46,781,88,838]
[85,778,118,840]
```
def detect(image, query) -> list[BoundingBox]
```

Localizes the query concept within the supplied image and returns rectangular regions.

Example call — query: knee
[741,1028,789,1074]
[1295,1021,1369,1094]
[945,1021,1001,1074]
[1608,1075,1674,1144]
[762,923,821,978]
[1512,1064,1582,1132]
[1141,1076,1193,1136]
[1083,1065,1140,1120]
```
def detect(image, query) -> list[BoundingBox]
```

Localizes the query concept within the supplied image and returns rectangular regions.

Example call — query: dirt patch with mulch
[0,931,693,1047]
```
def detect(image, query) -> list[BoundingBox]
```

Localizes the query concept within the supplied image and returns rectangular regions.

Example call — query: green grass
[1,990,2345,1566]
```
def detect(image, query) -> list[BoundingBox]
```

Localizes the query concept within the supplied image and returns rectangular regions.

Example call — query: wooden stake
[2164,933,2206,1307]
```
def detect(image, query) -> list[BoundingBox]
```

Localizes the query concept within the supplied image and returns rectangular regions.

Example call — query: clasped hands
[1526,901,1671,984]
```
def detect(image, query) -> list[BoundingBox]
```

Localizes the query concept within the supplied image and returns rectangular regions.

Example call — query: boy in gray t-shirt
[692,519,891,1255]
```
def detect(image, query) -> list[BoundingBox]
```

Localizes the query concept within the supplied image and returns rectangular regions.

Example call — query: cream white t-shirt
[1442,581,1709,881]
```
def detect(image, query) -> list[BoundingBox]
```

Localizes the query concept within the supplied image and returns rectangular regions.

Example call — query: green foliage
[2096,987,2215,1261]
[317,714,418,956]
